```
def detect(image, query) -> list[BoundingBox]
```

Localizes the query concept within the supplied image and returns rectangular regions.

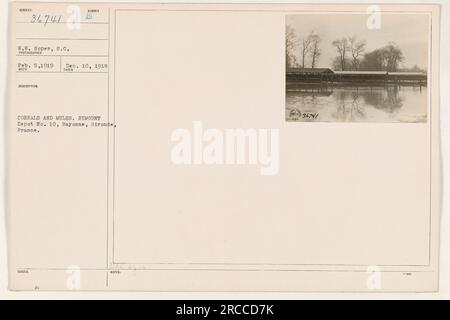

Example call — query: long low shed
[286,68,427,84]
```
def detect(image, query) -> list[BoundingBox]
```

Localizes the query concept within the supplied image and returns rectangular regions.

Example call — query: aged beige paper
[7,2,440,292]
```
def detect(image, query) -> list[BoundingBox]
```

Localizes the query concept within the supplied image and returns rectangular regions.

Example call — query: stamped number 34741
[290,109,319,120]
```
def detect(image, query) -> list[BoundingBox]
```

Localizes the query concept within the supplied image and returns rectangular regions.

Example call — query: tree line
[286,27,322,69]
[286,26,418,72]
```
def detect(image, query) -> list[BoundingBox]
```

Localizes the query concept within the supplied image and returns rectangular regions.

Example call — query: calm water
[286,86,427,123]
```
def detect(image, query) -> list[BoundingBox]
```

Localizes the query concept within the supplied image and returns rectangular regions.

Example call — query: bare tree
[332,37,350,71]
[349,36,366,71]
[300,31,314,68]
[382,42,404,72]
[359,49,385,71]
[359,42,405,71]
[309,33,322,68]
[285,25,298,68]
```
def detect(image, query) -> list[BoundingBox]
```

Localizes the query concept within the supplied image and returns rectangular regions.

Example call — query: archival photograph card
[7,2,441,292]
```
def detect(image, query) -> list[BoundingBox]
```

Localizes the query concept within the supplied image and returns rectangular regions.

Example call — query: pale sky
[286,13,429,70]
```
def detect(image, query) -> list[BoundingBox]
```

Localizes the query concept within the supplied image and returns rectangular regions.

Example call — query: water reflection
[286,85,426,123]
[360,86,404,113]
[333,91,366,122]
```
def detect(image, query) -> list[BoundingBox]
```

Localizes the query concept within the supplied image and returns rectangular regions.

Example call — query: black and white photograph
[286,13,429,122]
